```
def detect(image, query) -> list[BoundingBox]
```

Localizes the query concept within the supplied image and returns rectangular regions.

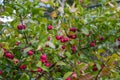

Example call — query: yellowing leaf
[78,73,94,80]
[50,11,58,18]
[100,67,110,78]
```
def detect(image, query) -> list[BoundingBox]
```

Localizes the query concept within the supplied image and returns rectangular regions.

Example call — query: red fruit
[92,67,98,72]
[5,52,14,59]
[45,62,51,67]
[77,62,81,64]
[40,48,43,51]
[64,37,70,42]
[71,45,77,52]
[0,70,3,75]
[90,42,95,47]
[56,36,61,40]
[70,27,77,32]
[14,59,19,64]
[47,25,53,30]
[37,67,42,72]
[72,72,77,78]
[40,54,47,60]
[17,24,26,30]
[69,34,77,39]
[16,41,21,45]
[79,0,82,2]
[47,36,51,41]
[92,40,96,43]
[27,50,34,56]
[60,38,65,43]
[41,59,47,63]
[93,63,96,67]
[118,37,120,41]
[61,45,66,49]
[66,78,71,80]
[45,44,49,47]
[19,65,27,70]
[100,36,104,41]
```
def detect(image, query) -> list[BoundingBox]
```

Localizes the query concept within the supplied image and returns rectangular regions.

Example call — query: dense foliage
[0,0,120,80]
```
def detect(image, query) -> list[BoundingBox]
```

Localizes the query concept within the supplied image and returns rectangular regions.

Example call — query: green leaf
[0,49,4,58]
[36,61,42,67]
[41,66,49,72]
[81,27,89,35]
[23,47,33,53]
[19,73,30,80]
[56,61,66,66]
[63,72,73,80]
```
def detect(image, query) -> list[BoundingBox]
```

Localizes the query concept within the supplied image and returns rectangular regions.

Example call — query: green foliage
[0,0,120,80]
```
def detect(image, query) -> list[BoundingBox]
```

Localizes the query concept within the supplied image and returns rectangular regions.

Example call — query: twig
[95,56,111,80]
[19,14,29,44]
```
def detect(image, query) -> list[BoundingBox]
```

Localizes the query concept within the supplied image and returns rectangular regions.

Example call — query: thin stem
[19,14,29,44]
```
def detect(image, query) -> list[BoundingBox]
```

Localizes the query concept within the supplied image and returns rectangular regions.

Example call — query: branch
[19,14,29,44]
[95,57,111,80]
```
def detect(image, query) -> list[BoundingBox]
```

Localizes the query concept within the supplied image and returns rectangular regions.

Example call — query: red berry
[66,78,71,80]
[72,72,77,78]
[40,48,43,51]
[71,45,77,52]
[40,54,47,60]
[56,36,61,40]
[45,44,49,47]
[100,36,104,41]
[0,70,3,75]
[69,34,77,39]
[14,59,19,64]
[45,62,51,67]
[118,37,120,41]
[17,24,26,30]
[60,38,65,43]
[19,65,27,70]
[92,40,96,43]
[92,67,98,72]
[47,36,51,41]
[41,59,47,63]
[79,0,82,2]
[77,61,81,64]
[5,52,14,59]
[93,63,96,67]
[64,37,70,42]
[47,25,53,30]
[27,50,34,56]
[70,27,77,32]
[90,42,95,47]
[37,67,42,72]
[16,41,21,45]
[61,45,66,49]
